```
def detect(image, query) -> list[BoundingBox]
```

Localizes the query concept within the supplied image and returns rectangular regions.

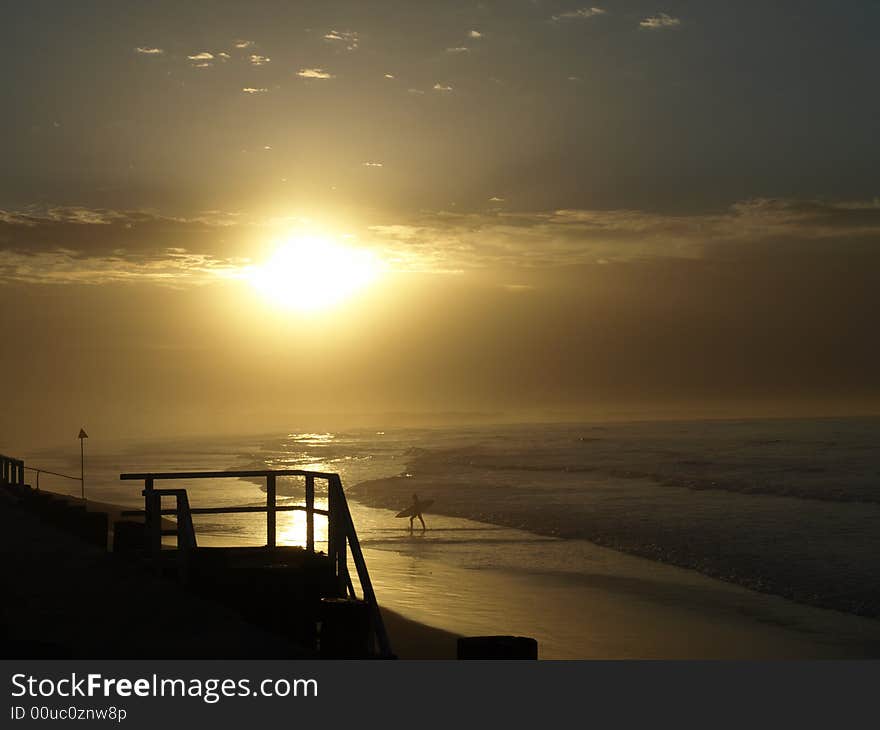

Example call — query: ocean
[26,416,880,658]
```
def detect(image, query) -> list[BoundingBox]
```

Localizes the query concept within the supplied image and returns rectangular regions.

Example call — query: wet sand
[380,609,460,659]
[348,504,880,659]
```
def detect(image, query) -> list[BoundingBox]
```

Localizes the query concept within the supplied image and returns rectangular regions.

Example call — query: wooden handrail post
[329,476,348,594]
[143,477,160,558]
[305,475,315,553]
[175,493,186,579]
[266,473,276,548]
[175,494,185,548]
[327,481,338,586]
[335,475,390,656]
[337,495,348,591]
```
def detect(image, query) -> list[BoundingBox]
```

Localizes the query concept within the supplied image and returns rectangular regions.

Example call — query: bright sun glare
[248,235,382,313]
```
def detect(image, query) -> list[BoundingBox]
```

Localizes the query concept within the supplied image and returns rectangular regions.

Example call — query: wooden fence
[0,453,25,486]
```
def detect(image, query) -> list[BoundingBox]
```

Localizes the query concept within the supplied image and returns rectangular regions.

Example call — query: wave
[348,472,880,619]
[243,416,880,619]
[400,436,880,505]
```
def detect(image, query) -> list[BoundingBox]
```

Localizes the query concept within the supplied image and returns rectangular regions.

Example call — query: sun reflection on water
[276,498,329,548]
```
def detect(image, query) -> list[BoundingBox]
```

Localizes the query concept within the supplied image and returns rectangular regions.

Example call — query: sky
[2,0,879,450]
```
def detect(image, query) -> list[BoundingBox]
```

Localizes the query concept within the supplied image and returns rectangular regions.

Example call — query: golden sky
[2,1,879,448]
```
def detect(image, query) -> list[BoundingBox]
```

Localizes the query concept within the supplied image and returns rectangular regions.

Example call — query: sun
[248,234,382,312]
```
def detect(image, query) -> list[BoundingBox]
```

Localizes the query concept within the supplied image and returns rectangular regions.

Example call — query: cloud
[446,47,469,53]
[489,197,505,202]
[0,250,241,286]
[407,88,425,94]
[468,30,483,39]
[552,7,607,21]
[249,54,270,66]
[135,47,164,55]
[0,208,249,285]
[365,199,880,270]
[188,52,214,68]
[384,73,395,79]
[323,30,359,51]
[218,52,230,60]
[242,87,268,94]
[639,13,681,29]
[4,199,879,286]
[233,39,254,49]
[433,83,453,92]
[297,68,334,79]
[363,162,384,167]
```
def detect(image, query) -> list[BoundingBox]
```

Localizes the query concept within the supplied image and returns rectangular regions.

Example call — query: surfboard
[395,499,434,518]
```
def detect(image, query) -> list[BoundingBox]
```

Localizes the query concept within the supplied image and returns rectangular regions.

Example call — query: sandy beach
[363,539,880,659]
[358,533,880,659]
[4,484,880,660]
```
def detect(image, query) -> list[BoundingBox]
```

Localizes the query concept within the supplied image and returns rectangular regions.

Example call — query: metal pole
[80,437,84,501]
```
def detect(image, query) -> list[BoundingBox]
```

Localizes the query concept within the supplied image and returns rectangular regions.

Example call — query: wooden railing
[0,454,26,486]
[24,466,81,492]
[119,468,391,657]
[0,453,83,494]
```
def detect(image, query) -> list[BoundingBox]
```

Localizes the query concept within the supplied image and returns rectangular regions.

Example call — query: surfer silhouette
[395,493,429,533]
[408,494,426,533]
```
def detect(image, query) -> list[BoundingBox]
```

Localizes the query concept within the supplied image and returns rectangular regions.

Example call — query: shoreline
[348,474,880,621]
[357,520,880,659]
